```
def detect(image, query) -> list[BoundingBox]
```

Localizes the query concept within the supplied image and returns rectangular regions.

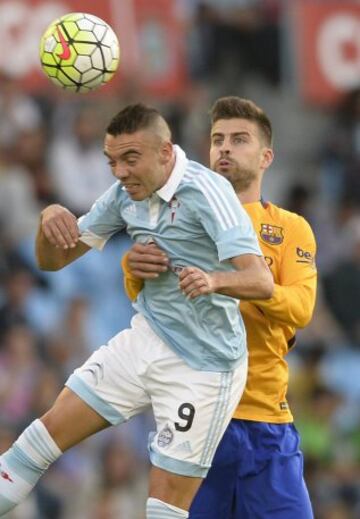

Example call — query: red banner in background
[293,0,360,106]
[131,0,187,97]
[0,0,187,98]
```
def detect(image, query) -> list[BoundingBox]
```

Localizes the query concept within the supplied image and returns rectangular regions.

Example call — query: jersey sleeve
[252,216,317,328]
[78,182,126,250]
[121,252,144,301]
[193,175,262,261]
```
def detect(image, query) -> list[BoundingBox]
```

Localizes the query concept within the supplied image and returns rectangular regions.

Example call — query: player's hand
[128,242,169,279]
[41,204,80,249]
[178,267,215,299]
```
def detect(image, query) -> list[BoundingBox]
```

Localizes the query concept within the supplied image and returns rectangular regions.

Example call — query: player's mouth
[123,183,141,195]
[216,158,233,170]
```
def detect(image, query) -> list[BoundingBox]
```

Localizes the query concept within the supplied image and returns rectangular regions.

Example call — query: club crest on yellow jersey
[260,224,284,245]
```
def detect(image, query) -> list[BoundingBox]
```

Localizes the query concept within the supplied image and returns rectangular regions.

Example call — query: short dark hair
[106,103,162,136]
[210,96,273,146]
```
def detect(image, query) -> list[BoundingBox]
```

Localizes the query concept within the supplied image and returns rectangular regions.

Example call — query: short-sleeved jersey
[78,146,262,372]
[123,198,317,422]
[234,200,317,422]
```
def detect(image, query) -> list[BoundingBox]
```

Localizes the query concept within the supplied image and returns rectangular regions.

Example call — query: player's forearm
[211,266,274,300]
[36,226,90,271]
[252,282,317,328]
[36,226,68,271]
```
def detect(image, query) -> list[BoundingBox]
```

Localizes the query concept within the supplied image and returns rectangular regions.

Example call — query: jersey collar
[156,145,187,202]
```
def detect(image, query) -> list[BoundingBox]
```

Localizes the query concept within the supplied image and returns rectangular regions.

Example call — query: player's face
[104,130,172,201]
[210,118,269,192]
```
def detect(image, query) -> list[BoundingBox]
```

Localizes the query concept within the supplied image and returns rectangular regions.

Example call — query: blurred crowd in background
[0,0,360,518]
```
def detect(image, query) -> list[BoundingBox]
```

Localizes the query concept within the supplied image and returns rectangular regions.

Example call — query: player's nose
[113,164,129,180]
[219,140,231,153]
[219,147,231,157]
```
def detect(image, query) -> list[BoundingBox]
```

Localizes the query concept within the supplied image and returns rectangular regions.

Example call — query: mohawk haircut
[210,96,273,146]
[106,103,164,136]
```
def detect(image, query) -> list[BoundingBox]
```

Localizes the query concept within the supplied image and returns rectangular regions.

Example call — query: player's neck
[238,184,261,205]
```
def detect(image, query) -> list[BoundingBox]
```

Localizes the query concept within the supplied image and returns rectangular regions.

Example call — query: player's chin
[125,188,146,200]
[215,165,234,176]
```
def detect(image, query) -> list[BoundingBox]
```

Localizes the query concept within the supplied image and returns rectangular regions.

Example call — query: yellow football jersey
[234,201,317,422]
[121,200,317,424]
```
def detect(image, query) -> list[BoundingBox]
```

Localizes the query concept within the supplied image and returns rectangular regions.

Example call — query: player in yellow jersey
[122,97,317,518]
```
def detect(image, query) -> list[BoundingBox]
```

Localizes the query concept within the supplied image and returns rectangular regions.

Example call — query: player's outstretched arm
[179,254,273,300]
[36,204,90,271]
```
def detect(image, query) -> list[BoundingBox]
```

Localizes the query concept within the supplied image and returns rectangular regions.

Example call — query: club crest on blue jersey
[169,196,181,223]
[260,224,284,245]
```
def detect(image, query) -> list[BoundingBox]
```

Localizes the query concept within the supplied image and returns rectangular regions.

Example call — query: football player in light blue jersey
[0,104,273,519]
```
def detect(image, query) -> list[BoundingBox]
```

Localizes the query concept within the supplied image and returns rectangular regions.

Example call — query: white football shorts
[66,313,247,477]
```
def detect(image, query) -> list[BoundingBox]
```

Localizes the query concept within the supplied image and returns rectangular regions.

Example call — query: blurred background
[0,0,359,517]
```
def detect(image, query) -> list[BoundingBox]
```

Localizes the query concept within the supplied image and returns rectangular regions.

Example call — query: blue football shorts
[190,419,313,519]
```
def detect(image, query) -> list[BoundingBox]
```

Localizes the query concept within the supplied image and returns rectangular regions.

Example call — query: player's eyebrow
[211,131,250,139]
[103,149,141,159]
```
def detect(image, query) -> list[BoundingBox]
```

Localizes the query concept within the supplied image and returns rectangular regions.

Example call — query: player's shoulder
[95,180,122,201]
[267,202,313,233]
[92,180,129,211]
[186,159,231,184]
[181,159,234,196]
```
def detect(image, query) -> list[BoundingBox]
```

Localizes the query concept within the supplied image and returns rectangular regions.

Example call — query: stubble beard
[214,164,257,194]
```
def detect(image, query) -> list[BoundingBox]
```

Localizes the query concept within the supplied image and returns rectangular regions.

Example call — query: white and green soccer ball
[39,12,120,93]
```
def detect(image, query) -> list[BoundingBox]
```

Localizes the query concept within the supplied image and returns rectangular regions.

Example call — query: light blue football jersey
[78,146,262,371]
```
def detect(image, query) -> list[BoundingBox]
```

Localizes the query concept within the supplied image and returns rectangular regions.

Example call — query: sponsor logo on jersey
[157,425,174,448]
[260,224,284,245]
[279,401,289,410]
[169,196,181,223]
[296,247,315,266]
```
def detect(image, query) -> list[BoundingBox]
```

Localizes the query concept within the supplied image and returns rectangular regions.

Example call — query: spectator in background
[0,323,43,426]
[0,143,41,249]
[0,73,42,148]
[284,184,313,221]
[323,216,360,346]
[45,296,92,378]
[15,127,55,206]
[68,434,148,519]
[320,87,360,207]
[49,103,115,216]
[186,0,280,86]
[0,257,60,339]
[0,262,34,338]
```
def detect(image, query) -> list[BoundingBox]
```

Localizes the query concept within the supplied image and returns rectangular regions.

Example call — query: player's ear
[260,148,274,170]
[159,140,173,164]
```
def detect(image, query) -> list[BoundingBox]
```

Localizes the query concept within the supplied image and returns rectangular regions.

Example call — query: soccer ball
[39,12,120,93]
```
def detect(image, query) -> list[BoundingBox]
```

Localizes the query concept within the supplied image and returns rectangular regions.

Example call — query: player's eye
[126,158,138,166]
[107,160,116,168]
[212,139,223,146]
